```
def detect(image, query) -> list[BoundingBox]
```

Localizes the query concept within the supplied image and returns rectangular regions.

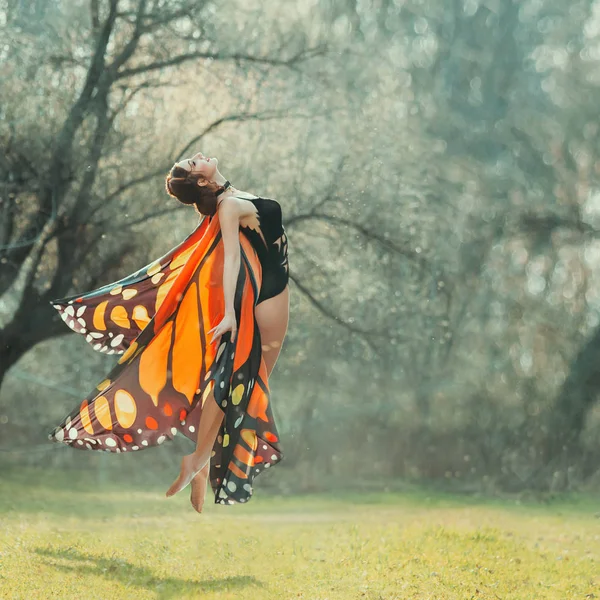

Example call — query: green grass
[0,467,599,599]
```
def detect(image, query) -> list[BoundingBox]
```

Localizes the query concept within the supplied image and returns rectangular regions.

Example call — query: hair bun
[165,165,220,216]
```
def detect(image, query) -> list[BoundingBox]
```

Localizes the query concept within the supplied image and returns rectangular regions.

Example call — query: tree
[0,0,327,390]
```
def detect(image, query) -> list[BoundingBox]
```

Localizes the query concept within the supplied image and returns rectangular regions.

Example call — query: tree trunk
[0,335,25,397]
[0,297,66,399]
[538,326,600,488]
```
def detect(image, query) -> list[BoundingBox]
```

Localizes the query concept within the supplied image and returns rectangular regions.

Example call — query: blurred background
[2,0,600,496]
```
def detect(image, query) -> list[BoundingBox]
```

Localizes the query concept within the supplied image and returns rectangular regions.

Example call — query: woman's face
[174,151,218,182]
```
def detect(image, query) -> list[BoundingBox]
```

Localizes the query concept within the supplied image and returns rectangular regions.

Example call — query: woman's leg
[165,386,223,499]
[188,388,224,511]
[255,285,290,377]
[170,284,290,506]
[191,389,224,464]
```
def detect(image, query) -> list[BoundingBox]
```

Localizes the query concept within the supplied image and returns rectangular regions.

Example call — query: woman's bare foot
[165,453,205,498]
[190,462,210,513]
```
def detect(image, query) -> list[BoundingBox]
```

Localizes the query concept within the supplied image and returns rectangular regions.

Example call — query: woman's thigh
[254,285,290,378]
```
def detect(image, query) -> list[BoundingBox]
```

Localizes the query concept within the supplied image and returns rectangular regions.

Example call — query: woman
[48,151,289,512]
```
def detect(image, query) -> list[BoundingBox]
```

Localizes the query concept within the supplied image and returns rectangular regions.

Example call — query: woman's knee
[261,338,282,353]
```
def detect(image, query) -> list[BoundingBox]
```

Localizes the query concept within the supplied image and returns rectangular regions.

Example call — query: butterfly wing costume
[47,213,283,505]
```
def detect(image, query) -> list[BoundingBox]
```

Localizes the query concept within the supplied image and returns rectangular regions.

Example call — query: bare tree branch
[97,206,182,232]
[285,212,428,267]
[71,95,113,217]
[116,44,329,80]
[136,2,199,34]
[309,155,348,215]
[90,0,100,34]
[289,272,378,351]
[80,109,324,225]
[109,78,173,121]
[0,0,119,261]
[519,212,600,239]
[106,0,149,76]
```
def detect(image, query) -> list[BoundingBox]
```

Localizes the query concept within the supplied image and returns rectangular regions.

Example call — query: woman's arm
[217,196,241,316]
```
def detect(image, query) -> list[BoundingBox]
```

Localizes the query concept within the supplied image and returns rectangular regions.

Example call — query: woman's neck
[213,171,228,187]
[212,169,257,199]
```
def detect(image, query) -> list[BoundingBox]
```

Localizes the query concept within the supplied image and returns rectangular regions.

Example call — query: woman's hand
[207,312,237,345]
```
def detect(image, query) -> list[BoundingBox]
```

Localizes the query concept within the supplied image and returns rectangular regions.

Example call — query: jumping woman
[48,151,290,512]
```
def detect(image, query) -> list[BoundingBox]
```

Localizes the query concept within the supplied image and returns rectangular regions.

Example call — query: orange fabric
[48,215,282,504]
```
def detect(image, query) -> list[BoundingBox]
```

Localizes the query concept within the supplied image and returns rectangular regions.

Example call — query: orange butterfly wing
[50,217,211,353]
[48,216,283,505]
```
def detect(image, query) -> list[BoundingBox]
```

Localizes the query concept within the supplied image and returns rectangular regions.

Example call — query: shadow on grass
[34,546,262,598]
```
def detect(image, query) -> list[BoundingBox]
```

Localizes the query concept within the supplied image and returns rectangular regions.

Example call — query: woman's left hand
[208,312,237,345]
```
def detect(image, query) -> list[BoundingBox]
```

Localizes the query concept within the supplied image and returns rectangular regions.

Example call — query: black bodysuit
[213,196,289,304]
[240,197,289,304]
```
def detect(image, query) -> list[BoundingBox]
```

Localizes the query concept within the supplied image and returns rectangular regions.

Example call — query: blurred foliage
[2,0,600,494]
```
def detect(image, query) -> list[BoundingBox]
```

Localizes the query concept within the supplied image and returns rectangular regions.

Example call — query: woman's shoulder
[234,194,281,213]
[233,190,260,200]
[218,193,281,219]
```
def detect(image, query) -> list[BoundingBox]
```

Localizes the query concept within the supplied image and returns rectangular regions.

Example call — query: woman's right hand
[207,312,237,345]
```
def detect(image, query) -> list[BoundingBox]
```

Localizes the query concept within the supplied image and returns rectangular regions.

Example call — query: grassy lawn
[0,467,599,599]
